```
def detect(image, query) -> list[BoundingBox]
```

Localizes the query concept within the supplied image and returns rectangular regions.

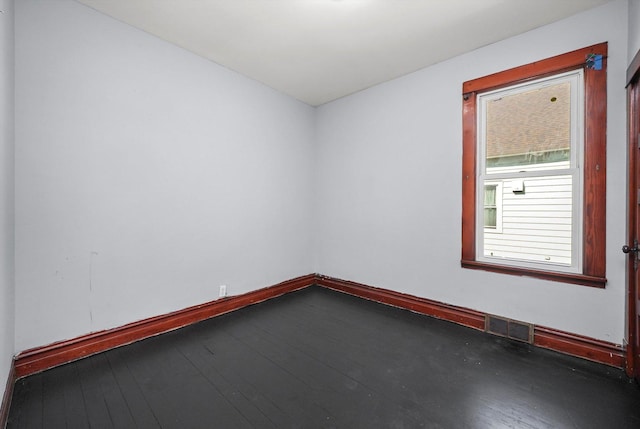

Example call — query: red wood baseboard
[316,275,486,330]
[0,363,15,429]
[315,275,626,368]
[14,274,315,379]
[535,326,625,368]
[9,272,627,385]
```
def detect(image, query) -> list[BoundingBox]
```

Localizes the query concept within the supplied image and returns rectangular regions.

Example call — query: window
[483,185,498,229]
[483,182,502,232]
[461,43,607,287]
[479,71,581,270]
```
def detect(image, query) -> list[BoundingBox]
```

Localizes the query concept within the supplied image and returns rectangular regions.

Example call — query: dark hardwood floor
[7,285,640,428]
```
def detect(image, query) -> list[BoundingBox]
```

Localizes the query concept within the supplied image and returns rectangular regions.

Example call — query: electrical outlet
[219,285,227,298]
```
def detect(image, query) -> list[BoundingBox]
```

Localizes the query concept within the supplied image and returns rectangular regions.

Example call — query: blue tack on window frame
[586,54,602,70]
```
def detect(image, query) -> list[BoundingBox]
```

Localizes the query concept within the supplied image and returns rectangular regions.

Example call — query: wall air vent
[485,314,534,344]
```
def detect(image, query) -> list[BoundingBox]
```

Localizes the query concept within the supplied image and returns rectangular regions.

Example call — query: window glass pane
[484,208,497,228]
[476,71,581,271]
[485,82,571,171]
[484,185,496,206]
[482,174,572,266]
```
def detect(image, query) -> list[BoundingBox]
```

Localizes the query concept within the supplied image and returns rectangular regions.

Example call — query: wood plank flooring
[7,285,640,428]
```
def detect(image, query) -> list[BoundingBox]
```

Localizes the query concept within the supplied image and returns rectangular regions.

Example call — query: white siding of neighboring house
[483,171,573,267]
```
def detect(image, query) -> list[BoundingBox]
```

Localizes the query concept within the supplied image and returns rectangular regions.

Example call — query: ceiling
[76,0,612,106]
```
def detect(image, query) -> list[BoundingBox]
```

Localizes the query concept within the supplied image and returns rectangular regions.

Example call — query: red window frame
[461,43,607,288]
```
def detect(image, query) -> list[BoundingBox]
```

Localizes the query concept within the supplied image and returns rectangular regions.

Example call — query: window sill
[461,260,606,288]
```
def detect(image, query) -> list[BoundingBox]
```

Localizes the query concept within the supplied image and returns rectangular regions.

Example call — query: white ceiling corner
[75,0,612,106]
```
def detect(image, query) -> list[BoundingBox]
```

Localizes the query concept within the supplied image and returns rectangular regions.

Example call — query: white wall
[315,0,629,343]
[629,0,640,63]
[0,0,15,386]
[10,0,634,355]
[14,0,315,352]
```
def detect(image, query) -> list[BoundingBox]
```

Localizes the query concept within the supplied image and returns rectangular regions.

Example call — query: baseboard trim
[11,272,627,381]
[0,363,15,429]
[534,326,625,368]
[315,275,486,330]
[14,274,315,379]
[315,275,626,368]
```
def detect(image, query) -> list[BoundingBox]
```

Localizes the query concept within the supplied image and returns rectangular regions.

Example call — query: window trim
[461,43,607,288]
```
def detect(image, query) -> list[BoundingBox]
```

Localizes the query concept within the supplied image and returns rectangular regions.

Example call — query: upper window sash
[477,70,584,176]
